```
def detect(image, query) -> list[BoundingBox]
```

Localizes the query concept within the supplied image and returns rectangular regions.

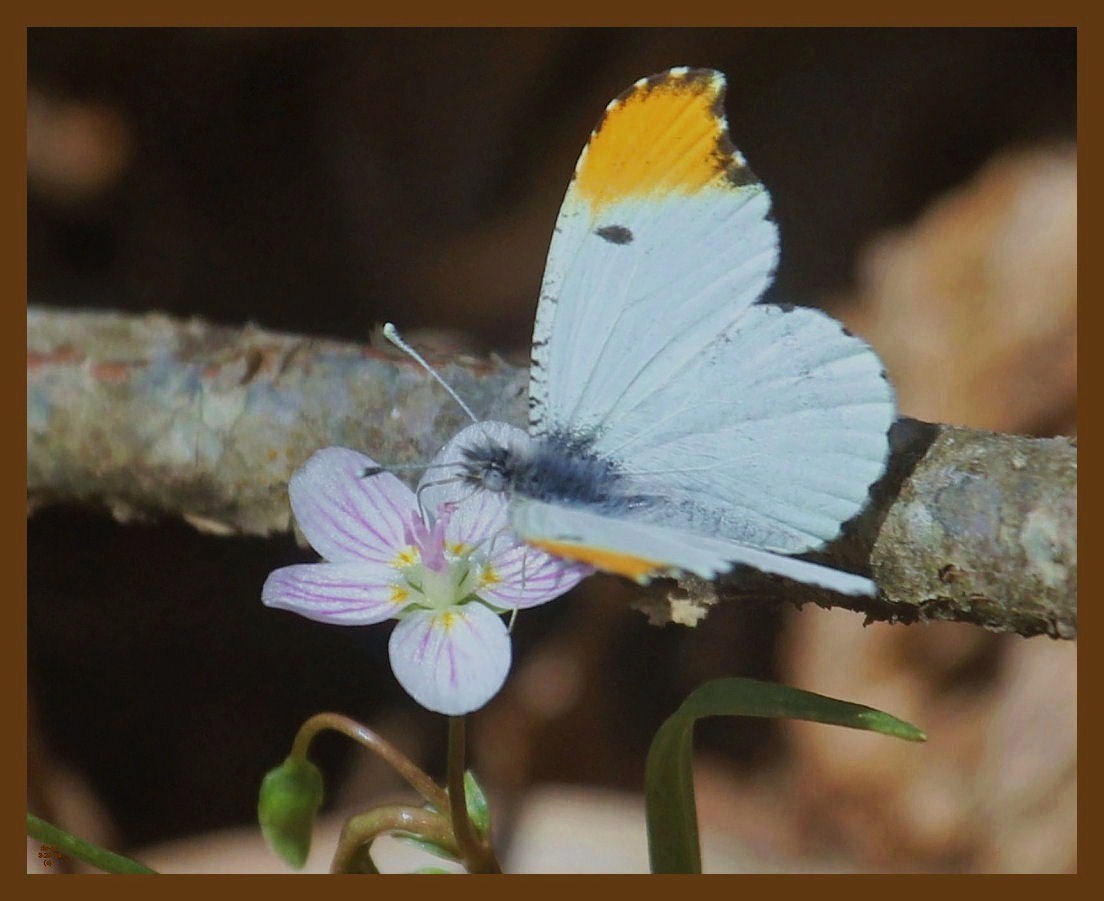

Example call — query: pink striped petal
[388,604,510,716]
[481,544,593,610]
[289,447,416,564]
[262,561,409,625]
[445,483,511,552]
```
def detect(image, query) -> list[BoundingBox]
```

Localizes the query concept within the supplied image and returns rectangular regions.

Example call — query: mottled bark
[28,307,1076,639]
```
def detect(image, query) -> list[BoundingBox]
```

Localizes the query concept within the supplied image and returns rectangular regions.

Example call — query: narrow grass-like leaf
[645,677,926,874]
[27,813,157,874]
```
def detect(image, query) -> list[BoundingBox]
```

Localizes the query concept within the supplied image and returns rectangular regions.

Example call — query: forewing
[530,68,779,439]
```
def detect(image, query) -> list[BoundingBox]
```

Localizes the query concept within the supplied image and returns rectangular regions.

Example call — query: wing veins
[581,245,775,431]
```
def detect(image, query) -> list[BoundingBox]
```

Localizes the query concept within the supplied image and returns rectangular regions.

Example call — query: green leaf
[412,866,456,874]
[27,813,157,874]
[463,770,491,837]
[645,677,926,874]
[258,755,324,869]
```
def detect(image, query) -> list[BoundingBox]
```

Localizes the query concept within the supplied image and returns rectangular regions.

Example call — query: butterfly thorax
[459,429,637,511]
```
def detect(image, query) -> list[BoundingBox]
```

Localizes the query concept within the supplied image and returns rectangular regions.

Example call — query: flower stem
[330,805,457,874]
[447,716,502,874]
[27,813,157,874]
[291,712,448,812]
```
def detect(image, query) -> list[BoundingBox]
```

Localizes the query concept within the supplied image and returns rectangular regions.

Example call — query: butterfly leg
[414,475,469,522]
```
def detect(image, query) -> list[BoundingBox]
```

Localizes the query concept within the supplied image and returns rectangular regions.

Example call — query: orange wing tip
[573,67,758,214]
[528,539,663,582]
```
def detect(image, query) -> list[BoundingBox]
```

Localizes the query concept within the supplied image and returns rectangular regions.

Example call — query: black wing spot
[596,224,634,245]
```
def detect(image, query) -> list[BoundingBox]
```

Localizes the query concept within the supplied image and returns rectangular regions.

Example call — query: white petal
[481,544,593,609]
[417,421,530,515]
[388,604,511,716]
[262,561,409,625]
[445,484,511,552]
[289,447,416,564]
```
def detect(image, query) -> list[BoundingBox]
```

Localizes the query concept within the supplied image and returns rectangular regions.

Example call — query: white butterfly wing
[530,69,778,439]
[600,303,894,553]
[528,67,893,556]
[511,499,877,597]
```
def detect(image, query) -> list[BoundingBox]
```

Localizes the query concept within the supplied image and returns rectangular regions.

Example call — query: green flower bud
[258,756,324,868]
[463,770,491,838]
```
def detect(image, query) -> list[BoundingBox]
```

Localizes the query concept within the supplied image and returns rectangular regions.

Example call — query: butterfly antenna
[358,461,457,478]
[383,323,479,424]
[415,476,473,523]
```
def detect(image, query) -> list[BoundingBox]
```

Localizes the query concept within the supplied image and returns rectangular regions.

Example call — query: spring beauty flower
[262,445,592,715]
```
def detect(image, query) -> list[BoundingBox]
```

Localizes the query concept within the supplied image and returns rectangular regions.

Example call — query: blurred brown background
[27,28,1076,873]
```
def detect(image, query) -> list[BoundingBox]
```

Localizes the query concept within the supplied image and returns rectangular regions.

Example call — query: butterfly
[414,67,895,597]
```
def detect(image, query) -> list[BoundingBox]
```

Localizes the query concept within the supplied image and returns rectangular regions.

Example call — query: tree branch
[28,307,1076,639]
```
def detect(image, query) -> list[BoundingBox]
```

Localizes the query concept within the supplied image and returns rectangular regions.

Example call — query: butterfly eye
[482,462,509,493]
